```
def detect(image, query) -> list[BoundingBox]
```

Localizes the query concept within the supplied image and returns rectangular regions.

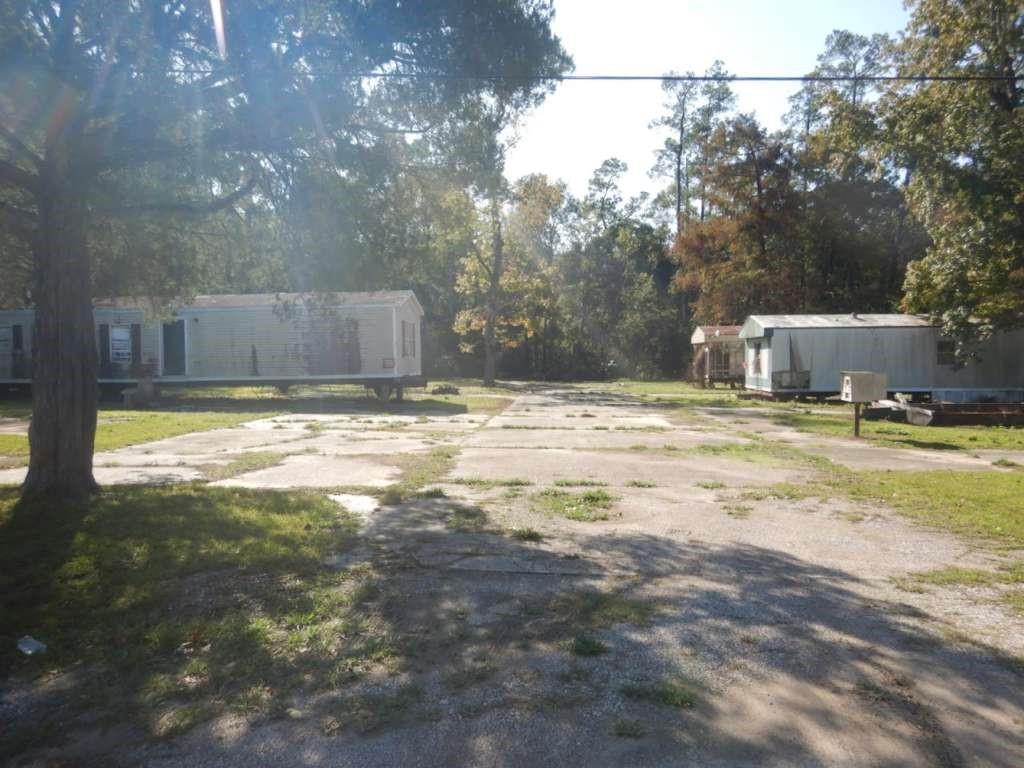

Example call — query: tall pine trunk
[23,136,99,498]
[482,196,504,387]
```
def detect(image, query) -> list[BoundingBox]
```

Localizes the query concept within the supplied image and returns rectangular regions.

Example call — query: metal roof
[746,314,934,330]
[95,291,419,311]
[691,325,742,344]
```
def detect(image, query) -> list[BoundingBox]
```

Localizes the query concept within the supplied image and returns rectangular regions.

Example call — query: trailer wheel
[395,386,404,402]
[373,383,393,402]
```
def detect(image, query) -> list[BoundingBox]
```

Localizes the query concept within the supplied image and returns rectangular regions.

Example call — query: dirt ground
[4,386,1024,767]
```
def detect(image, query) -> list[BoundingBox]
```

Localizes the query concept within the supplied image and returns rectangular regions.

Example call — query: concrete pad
[452,447,804,487]
[778,434,996,471]
[0,465,201,485]
[94,466,203,484]
[463,426,740,450]
[93,452,231,467]
[119,428,307,456]
[210,453,399,488]
[298,433,435,456]
[0,468,25,485]
[489,413,673,430]
[0,418,28,435]
[329,493,379,517]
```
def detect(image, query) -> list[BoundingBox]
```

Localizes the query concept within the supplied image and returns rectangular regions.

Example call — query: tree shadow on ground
[4,484,1023,767]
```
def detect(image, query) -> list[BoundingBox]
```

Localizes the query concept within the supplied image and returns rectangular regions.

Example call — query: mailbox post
[840,371,888,438]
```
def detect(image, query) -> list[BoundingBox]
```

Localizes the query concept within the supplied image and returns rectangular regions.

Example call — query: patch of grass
[449,476,532,489]
[1003,590,1024,615]
[324,682,424,735]
[443,660,496,690]
[722,503,752,519]
[2,409,260,469]
[0,486,379,749]
[197,451,286,481]
[900,561,1024,588]
[611,717,647,738]
[0,433,29,456]
[416,487,447,499]
[626,480,657,488]
[695,438,825,468]
[564,634,608,657]
[446,504,493,533]
[550,592,657,628]
[740,483,819,502]
[532,487,617,522]
[379,487,405,506]
[774,411,1024,452]
[509,526,543,542]
[151,703,212,739]
[0,400,32,419]
[552,478,607,487]
[695,480,725,490]
[621,677,698,709]
[383,445,461,502]
[993,458,1021,469]
[94,410,274,452]
[841,470,1024,546]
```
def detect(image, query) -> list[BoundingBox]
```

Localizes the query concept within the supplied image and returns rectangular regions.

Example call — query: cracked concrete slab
[210,453,399,488]
[452,446,805,487]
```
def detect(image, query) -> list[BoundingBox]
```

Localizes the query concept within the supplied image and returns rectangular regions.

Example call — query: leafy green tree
[881,0,1024,350]
[0,0,569,497]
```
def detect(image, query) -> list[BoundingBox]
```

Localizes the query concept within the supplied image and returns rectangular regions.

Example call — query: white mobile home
[0,291,425,398]
[739,314,1024,402]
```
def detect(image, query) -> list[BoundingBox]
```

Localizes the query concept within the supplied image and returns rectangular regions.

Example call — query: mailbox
[840,371,887,403]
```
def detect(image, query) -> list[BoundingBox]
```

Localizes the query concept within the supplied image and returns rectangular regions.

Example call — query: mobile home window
[937,339,955,366]
[110,325,133,363]
[753,342,762,375]
[402,321,416,358]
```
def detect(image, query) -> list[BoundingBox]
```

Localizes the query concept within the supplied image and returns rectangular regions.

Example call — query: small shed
[738,314,1024,402]
[690,325,744,387]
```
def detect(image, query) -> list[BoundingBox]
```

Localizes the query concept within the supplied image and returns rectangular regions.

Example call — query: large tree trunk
[23,157,99,498]
[482,197,504,388]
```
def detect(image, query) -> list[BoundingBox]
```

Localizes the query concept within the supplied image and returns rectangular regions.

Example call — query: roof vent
[851,312,860,320]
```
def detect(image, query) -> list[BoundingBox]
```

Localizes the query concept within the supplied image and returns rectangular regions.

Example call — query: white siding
[395,297,423,377]
[0,292,425,384]
[185,304,398,379]
[745,325,1024,394]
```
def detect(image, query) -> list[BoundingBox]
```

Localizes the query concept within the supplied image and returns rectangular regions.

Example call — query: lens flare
[210,0,227,58]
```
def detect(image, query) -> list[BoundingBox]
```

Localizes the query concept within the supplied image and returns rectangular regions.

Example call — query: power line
[171,67,1018,83]
[356,72,1018,83]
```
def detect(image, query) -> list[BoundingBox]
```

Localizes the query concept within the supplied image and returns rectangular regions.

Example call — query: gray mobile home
[739,314,1024,402]
[0,291,425,398]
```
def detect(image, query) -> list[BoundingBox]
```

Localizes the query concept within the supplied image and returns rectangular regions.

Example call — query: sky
[504,0,911,200]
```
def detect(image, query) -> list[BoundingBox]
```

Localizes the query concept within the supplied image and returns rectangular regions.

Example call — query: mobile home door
[162,321,186,376]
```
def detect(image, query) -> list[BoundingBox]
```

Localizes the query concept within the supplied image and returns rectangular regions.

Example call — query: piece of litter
[17,635,47,655]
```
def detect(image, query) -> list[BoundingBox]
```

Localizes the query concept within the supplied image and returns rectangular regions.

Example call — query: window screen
[110,326,133,363]
[937,339,956,366]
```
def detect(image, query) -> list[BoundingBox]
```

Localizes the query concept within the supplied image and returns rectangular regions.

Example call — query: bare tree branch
[0,159,39,194]
[0,200,38,240]
[0,123,42,168]
[99,176,257,219]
